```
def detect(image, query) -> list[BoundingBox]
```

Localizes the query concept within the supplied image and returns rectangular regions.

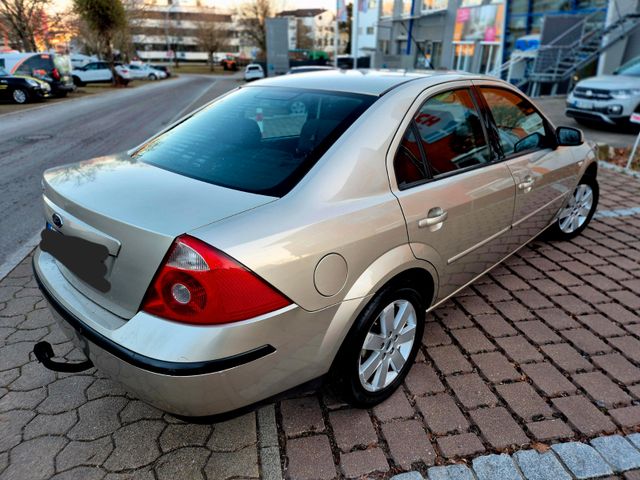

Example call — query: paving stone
[37,375,94,414]
[280,396,324,437]
[1,341,34,370]
[340,447,389,478]
[475,283,513,303]
[382,419,435,468]
[496,336,544,363]
[24,411,77,439]
[493,274,530,291]
[522,362,577,396]
[472,453,523,480]
[583,274,622,292]
[573,371,632,408]
[470,407,529,449]
[261,445,283,480]
[609,336,640,363]
[49,466,105,480]
[596,303,640,325]
[427,345,473,375]
[415,393,468,435]
[452,328,495,353]
[496,382,553,421]
[391,472,424,480]
[86,378,128,400]
[208,412,256,452]
[447,373,497,408]
[562,328,612,355]
[552,396,616,435]
[516,320,562,345]
[0,387,46,412]
[471,351,521,383]
[404,363,445,396]
[541,343,592,373]
[570,285,611,304]
[119,400,163,423]
[530,279,568,296]
[374,389,414,422]
[433,307,473,330]
[513,289,553,309]
[57,437,113,470]
[206,444,259,479]
[495,301,534,321]
[258,404,279,449]
[427,464,474,480]
[628,434,640,449]
[608,290,640,309]
[552,442,614,479]
[0,296,40,317]
[625,470,640,480]
[1,436,67,480]
[10,360,57,391]
[458,294,495,315]
[593,353,640,385]
[423,322,453,347]
[0,409,35,451]
[68,397,128,441]
[155,447,209,480]
[546,270,582,287]
[103,420,165,471]
[436,433,484,459]
[159,423,211,452]
[526,419,574,441]
[514,449,572,480]
[537,308,579,330]
[610,405,640,428]
[577,314,626,337]
[591,435,640,472]
[475,314,517,337]
[286,435,335,480]
[329,408,377,451]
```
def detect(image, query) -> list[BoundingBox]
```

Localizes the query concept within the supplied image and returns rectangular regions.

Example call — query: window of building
[414,89,491,177]
[366,26,374,35]
[402,0,413,16]
[381,0,394,17]
[422,0,448,11]
[479,87,548,156]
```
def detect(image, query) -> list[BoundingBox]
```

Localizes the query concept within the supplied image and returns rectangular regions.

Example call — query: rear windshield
[132,86,375,196]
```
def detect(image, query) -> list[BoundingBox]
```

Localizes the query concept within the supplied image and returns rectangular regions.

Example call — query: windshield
[132,86,375,196]
[615,57,640,76]
[0,67,8,76]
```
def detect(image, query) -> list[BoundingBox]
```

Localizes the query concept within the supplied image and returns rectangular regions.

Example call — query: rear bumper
[33,249,352,416]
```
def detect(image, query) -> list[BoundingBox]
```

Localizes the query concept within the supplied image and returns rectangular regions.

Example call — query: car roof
[251,69,480,96]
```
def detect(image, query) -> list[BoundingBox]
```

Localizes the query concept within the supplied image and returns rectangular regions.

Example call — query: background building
[277,8,344,54]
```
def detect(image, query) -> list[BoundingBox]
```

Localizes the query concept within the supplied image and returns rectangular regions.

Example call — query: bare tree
[0,0,50,51]
[236,0,274,58]
[195,19,226,71]
[296,20,312,50]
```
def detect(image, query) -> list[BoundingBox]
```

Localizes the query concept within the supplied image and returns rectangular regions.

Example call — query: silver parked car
[33,71,598,416]
[566,55,640,127]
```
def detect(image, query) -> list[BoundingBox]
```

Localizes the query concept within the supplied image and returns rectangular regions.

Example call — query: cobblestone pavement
[1,167,640,480]
[277,168,640,479]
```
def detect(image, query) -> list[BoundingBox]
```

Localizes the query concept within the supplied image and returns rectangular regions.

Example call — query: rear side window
[414,89,491,177]
[479,87,548,156]
[132,86,375,196]
[394,126,428,189]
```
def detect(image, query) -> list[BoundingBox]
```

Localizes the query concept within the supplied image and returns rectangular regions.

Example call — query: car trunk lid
[42,153,275,319]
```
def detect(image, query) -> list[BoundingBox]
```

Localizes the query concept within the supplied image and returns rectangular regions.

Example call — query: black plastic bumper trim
[33,259,276,376]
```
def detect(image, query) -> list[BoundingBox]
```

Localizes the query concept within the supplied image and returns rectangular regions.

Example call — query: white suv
[72,62,132,86]
[244,64,265,81]
[127,63,167,80]
[566,56,640,127]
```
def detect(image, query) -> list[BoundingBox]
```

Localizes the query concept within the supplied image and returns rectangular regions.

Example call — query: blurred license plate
[574,100,594,110]
[40,228,111,292]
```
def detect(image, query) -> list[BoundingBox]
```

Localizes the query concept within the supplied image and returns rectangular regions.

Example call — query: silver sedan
[33,70,598,416]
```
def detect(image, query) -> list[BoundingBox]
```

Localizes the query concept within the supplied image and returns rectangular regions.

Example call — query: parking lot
[1,75,640,480]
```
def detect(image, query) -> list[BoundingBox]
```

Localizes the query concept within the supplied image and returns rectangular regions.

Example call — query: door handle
[518,176,535,190]
[418,208,448,228]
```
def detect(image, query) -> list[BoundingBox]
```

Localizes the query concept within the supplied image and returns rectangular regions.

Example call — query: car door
[473,81,581,246]
[95,63,112,82]
[390,83,517,302]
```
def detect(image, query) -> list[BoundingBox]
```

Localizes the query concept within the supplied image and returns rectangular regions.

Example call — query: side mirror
[514,132,545,153]
[556,126,583,146]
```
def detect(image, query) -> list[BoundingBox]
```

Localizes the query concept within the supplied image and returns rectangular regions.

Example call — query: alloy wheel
[557,184,593,234]
[13,89,27,104]
[358,299,417,392]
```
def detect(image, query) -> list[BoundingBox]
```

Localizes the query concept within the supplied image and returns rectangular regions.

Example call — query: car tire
[12,88,29,104]
[332,283,425,407]
[546,174,599,240]
[72,76,84,87]
[149,74,157,80]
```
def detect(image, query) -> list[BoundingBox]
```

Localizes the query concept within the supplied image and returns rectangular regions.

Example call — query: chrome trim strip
[447,226,511,265]
[512,191,569,228]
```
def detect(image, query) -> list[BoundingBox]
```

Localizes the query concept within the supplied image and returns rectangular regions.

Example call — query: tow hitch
[33,341,94,373]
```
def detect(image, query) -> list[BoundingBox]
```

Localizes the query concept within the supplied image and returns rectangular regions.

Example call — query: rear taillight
[51,68,60,80]
[141,235,291,325]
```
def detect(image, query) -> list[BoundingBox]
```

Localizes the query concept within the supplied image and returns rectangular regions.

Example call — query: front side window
[132,86,375,196]
[480,87,548,156]
[413,89,491,177]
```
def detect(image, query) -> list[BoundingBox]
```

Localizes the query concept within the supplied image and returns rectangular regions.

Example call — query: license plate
[40,228,111,292]
[574,100,594,110]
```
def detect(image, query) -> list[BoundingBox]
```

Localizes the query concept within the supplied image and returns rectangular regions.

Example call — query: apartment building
[277,8,346,54]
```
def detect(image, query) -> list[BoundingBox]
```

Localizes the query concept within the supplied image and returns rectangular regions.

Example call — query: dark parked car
[0,52,74,97]
[0,66,51,104]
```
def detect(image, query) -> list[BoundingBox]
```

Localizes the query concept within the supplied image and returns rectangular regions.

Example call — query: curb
[0,233,39,282]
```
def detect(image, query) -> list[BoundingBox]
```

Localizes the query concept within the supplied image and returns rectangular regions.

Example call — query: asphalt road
[0,74,240,270]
